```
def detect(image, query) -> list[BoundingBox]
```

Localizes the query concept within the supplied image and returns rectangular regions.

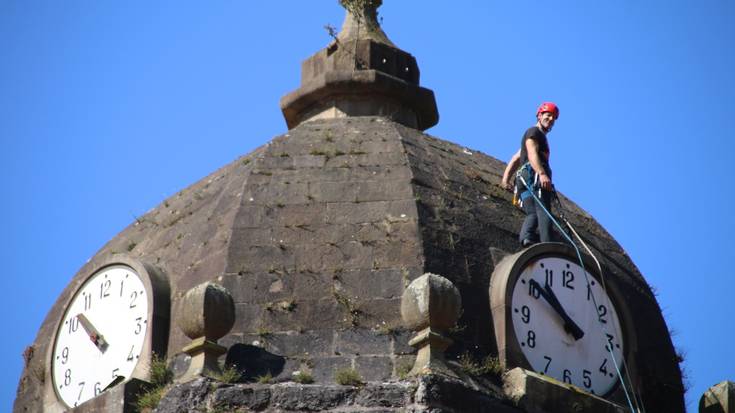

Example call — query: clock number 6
[562,369,572,384]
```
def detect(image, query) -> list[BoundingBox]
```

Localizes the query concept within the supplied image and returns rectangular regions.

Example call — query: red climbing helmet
[536,102,559,119]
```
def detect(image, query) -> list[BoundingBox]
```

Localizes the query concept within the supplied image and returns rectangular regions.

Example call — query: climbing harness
[512,162,542,208]
[517,173,645,413]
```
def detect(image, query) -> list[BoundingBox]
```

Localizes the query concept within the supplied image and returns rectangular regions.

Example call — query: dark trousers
[519,190,553,243]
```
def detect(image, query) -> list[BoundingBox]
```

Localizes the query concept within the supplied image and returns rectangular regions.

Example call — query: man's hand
[501,178,513,191]
[539,173,552,190]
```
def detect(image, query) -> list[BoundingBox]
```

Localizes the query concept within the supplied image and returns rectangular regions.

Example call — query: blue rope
[517,174,639,413]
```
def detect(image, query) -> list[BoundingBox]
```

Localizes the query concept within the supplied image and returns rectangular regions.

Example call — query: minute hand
[529,280,584,341]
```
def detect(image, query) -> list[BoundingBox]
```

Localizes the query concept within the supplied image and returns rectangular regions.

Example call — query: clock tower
[14,2,685,412]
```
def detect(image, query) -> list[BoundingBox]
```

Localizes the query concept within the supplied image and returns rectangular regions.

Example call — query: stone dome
[14,3,684,412]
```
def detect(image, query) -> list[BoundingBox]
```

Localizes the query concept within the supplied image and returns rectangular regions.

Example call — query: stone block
[231,204,276,228]
[392,331,417,356]
[356,298,403,327]
[264,330,334,358]
[335,329,392,356]
[355,180,414,203]
[326,200,417,225]
[258,299,345,332]
[312,357,353,383]
[232,304,265,332]
[372,239,422,269]
[211,385,271,411]
[356,383,412,408]
[226,244,297,274]
[295,241,375,273]
[309,180,361,202]
[338,268,405,300]
[355,356,394,382]
[270,384,356,411]
[155,378,212,413]
[248,182,310,205]
[292,272,334,301]
[503,367,626,413]
[222,272,295,304]
[416,374,519,413]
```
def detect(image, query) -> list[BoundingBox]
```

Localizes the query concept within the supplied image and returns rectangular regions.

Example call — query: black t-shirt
[519,126,551,178]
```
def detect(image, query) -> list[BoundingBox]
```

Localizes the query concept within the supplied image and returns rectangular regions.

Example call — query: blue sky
[2,1,733,411]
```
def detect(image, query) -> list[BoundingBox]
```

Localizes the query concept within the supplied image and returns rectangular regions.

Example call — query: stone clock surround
[39,256,170,412]
[489,242,639,406]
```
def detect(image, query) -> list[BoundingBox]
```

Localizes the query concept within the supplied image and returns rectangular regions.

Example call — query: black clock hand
[76,313,109,352]
[529,280,585,341]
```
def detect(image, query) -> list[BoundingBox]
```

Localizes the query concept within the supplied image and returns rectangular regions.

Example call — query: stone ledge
[503,368,627,413]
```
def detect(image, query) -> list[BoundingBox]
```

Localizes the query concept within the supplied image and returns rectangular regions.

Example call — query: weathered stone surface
[312,357,353,383]
[212,385,271,411]
[355,356,394,382]
[270,384,357,411]
[355,383,413,407]
[155,378,212,413]
[335,329,392,356]
[416,374,518,413]
[503,368,626,413]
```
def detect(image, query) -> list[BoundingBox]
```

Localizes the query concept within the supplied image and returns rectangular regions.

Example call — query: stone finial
[337,0,395,47]
[401,273,461,377]
[280,0,438,131]
[700,381,735,413]
[176,282,235,382]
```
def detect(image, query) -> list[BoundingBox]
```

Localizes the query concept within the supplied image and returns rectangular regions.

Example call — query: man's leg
[536,191,553,243]
[519,198,538,245]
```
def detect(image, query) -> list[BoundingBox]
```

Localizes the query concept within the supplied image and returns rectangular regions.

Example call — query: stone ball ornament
[176,282,235,342]
[401,272,462,332]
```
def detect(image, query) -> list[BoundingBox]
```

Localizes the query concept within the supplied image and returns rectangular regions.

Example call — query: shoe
[521,239,534,247]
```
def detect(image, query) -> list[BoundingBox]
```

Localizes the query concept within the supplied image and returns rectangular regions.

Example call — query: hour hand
[76,313,109,352]
[529,280,585,341]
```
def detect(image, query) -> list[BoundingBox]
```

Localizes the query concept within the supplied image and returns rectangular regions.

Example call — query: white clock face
[511,256,625,396]
[52,265,149,408]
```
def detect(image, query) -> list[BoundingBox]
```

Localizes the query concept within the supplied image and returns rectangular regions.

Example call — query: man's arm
[525,139,552,190]
[501,150,521,190]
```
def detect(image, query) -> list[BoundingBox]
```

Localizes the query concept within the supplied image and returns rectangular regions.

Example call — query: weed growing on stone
[214,364,241,384]
[292,370,315,384]
[332,289,360,326]
[457,352,503,378]
[135,354,172,412]
[334,368,364,386]
[136,386,165,412]
[256,372,273,384]
[256,327,272,338]
[396,361,413,380]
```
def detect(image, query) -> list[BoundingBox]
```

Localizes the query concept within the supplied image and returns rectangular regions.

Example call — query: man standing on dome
[501,102,560,247]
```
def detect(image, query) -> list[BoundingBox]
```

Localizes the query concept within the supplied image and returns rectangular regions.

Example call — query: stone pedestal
[176,282,235,382]
[401,273,461,378]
